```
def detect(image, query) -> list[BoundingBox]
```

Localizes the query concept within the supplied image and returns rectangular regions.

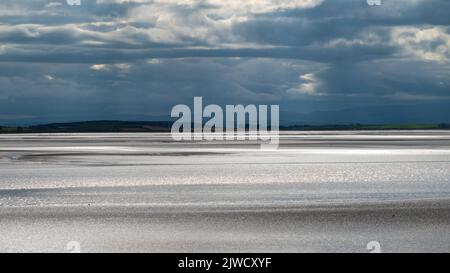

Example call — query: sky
[0,0,449,125]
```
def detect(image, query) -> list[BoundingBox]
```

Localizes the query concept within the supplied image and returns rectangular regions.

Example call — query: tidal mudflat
[0,131,449,252]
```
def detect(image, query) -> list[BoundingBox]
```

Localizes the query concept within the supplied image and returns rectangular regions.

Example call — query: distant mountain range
[2,102,449,127]
[1,102,450,132]
[279,103,450,125]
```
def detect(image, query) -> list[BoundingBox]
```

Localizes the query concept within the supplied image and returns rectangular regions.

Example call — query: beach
[0,131,449,252]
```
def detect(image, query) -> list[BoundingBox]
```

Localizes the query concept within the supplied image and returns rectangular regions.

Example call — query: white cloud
[114,63,132,70]
[106,0,323,14]
[90,63,132,71]
[392,27,450,62]
[128,0,324,46]
[288,73,324,96]
[91,64,107,70]
[0,45,7,54]
[146,59,162,64]
[299,73,315,82]
[45,2,63,9]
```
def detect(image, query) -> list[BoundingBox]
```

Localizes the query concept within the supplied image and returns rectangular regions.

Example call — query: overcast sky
[0,0,449,125]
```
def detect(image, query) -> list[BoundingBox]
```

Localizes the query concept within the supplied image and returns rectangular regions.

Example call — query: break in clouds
[0,0,449,125]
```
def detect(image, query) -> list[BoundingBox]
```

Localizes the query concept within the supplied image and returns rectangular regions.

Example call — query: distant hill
[1,121,449,134]
[0,121,172,134]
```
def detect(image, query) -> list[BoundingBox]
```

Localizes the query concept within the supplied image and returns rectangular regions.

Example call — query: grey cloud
[0,0,449,124]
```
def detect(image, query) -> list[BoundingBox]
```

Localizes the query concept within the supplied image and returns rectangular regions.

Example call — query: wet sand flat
[0,131,449,252]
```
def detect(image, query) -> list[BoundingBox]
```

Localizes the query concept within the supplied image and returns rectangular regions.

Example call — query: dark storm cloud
[0,0,449,124]
[0,43,396,64]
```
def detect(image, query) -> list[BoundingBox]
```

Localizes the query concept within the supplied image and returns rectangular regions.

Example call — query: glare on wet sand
[0,131,450,253]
